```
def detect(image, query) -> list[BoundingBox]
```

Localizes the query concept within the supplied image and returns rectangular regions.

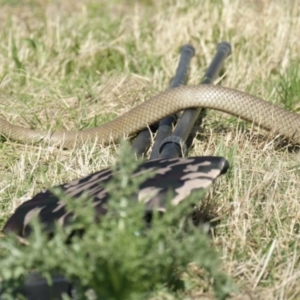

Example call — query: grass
[1,0,300,298]
[0,144,234,300]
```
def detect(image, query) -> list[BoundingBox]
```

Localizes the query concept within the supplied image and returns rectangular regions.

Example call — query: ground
[0,0,300,299]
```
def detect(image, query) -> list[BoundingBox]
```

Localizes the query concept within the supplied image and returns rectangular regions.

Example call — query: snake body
[1,85,299,147]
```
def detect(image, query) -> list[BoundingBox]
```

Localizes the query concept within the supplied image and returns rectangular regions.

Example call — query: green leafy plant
[0,144,234,299]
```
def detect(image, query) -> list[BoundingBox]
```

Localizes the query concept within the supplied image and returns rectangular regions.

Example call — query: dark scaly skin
[1,85,300,147]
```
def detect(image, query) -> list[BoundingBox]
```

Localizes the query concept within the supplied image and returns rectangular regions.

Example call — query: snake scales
[0,85,299,147]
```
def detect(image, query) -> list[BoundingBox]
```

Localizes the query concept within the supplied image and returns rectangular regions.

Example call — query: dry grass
[1,0,300,298]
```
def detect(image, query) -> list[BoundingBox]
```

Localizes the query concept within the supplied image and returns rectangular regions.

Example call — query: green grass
[0,144,234,300]
[1,0,300,299]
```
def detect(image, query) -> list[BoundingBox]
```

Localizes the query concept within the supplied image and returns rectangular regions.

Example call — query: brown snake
[1,85,299,147]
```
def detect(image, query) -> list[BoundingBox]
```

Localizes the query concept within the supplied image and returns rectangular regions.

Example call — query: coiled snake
[1,85,299,147]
